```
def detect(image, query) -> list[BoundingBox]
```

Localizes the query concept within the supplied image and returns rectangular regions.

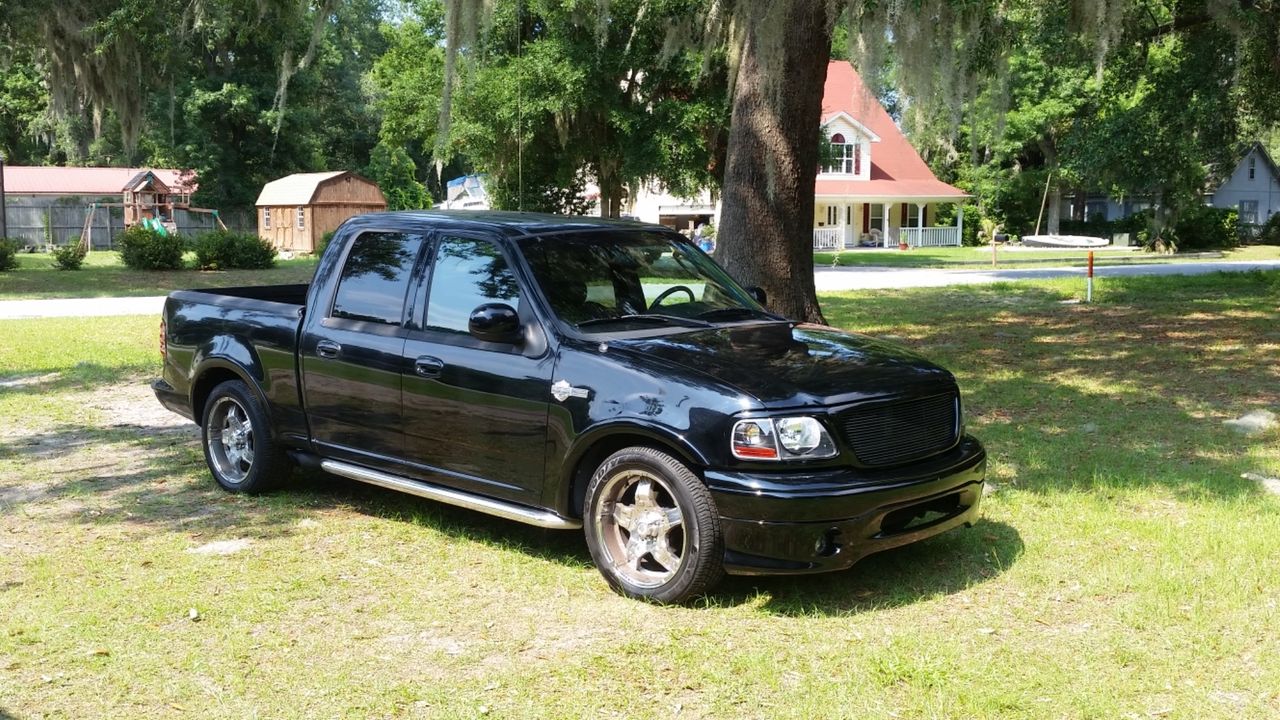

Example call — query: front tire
[584,447,724,603]
[201,380,290,494]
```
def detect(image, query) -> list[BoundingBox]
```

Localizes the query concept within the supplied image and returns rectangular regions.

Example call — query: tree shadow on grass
[0,708,21,720]
[821,274,1280,503]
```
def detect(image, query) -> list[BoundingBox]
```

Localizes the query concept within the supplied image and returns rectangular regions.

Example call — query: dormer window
[825,133,861,175]
[1249,156,1256,181]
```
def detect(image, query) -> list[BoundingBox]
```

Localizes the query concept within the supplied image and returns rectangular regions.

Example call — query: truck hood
[605,322,957,409]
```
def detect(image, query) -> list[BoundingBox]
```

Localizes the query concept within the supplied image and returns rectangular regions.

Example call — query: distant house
[624,62,970,248]
[812,62,969,249]
[1062,143,1280,231]
[1207,142,1280,227]
[255,171,386,253]
[0,165,197,246]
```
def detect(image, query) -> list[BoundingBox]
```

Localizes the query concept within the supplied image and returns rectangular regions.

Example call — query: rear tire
[584,447,724,603]
[200,380,290,494]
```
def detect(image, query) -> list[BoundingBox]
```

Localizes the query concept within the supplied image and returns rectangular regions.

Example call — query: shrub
[316,230,336,257]
[192,230,277,270]
[52,241,87,270]
[1257,213,1280,245]
[117,225,186,270]
[0,238,18,271]
[1172,205,1238,251]
[935,204,983,246]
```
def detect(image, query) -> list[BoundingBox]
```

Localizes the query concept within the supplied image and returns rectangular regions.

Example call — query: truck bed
[170,283,310,310]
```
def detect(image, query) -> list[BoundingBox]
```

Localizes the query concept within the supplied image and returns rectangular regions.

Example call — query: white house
[625,62,970,249]
[1208,142,1280,227]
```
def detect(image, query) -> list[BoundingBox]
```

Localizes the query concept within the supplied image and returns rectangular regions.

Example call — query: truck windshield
[519,231,779,333]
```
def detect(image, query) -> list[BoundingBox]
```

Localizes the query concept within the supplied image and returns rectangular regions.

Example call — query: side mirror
[468,303,523,344]
[745,286,767,306]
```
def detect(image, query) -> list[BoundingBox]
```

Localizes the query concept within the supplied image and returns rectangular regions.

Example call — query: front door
[400,234,554,504]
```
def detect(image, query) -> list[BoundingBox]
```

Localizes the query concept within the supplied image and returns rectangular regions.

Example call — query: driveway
[814,259,1280,291]
[0,295,166,320]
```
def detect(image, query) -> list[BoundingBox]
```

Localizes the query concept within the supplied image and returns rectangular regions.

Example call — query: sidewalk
[0,295,166,320]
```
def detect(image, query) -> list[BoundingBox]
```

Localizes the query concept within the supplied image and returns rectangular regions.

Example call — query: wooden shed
[255,171,386,252]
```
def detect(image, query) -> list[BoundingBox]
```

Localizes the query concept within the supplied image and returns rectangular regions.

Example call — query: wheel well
[566,433,701,518]
[191,368,244,422]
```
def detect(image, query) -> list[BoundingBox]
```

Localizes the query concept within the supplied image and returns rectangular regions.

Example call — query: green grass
[813,244,1280,268]
[2,274,1279,719]
[0,250,318,300]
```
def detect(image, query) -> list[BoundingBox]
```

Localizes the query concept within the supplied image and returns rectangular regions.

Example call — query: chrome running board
[320,459,582,530]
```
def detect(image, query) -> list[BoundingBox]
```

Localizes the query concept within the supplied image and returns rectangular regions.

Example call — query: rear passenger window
[331,232,426,325]
[425,236,520,334]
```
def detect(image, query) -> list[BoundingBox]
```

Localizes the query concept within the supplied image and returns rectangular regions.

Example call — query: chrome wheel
[207,396,255,483]
[593,469,686,588]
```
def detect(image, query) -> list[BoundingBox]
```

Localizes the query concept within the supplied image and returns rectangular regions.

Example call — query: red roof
[816,63,967,200]
[0,166,197,195]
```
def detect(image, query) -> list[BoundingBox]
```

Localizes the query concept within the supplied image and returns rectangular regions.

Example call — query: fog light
[814,527,842,557]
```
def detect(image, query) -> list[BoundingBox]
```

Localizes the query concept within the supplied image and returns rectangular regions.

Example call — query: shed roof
[0,166,196,195]
[255,171,359,206]
[817,63,967,200]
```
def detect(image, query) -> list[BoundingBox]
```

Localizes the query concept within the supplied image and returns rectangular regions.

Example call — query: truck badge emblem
[551,380,589,402]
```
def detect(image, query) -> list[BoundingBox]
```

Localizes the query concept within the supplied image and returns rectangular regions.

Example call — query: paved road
[814,259,1280,292]
[1,259,1277,319]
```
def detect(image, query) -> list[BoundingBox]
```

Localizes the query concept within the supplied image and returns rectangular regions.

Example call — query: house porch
[813,199,964,249]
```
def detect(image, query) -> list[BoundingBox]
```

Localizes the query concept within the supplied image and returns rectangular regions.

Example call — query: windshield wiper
[695,307,788,322]
[577,313,713,329]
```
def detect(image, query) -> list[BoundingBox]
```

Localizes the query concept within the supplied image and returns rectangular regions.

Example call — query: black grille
[836,392,959,467]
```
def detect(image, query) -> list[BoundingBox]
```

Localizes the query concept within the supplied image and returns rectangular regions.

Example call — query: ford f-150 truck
[154,211,987,603]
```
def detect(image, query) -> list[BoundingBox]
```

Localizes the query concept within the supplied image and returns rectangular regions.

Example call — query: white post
[956,203,964,246]
[916,203,925,248]
[883,202,892,247]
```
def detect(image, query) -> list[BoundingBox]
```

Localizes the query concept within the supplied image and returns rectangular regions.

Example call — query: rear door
[300,229,429,468]
[399,234,554,503]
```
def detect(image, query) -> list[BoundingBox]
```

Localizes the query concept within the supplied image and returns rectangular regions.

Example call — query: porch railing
[812,227,843,250]
[898,226,961,247]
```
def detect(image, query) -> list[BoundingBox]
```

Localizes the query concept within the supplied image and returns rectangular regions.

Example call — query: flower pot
[898,242,909,251]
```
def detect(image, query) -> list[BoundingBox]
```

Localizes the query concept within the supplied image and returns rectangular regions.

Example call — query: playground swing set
[75,170,225,251]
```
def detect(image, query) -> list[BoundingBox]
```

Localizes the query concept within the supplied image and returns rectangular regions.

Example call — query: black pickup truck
[154,211,986,603]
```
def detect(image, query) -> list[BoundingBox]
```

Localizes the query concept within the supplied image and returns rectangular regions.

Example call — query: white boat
[1022,234,1109,248]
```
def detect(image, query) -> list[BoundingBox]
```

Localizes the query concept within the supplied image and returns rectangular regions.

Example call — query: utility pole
[0,152,8,239]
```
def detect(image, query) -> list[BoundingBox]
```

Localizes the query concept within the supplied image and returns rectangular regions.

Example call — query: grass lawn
[2,272,1279,718]
[813,243,1280,268]
[0,251,319,300]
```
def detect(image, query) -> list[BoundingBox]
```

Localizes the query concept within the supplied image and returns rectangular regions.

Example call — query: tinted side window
[425,237,520,334]
[331,232,426,325]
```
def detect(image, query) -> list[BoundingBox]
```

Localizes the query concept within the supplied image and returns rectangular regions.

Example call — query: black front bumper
[705,435,987,575]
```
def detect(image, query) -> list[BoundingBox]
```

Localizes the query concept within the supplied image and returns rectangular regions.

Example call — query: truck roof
[343,210,665,239]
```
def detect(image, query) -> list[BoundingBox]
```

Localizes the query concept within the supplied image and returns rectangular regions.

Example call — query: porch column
[915,203,925,248]
[883,202,892,247]
[956,204,964,246]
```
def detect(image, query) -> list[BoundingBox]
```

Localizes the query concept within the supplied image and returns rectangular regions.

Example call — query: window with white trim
[263,208,272,230]
[296,207,305,230]
[826,205,838,225]
[1249,156,1257,181]
[825,133,860,175]
[1239,200,1259,225]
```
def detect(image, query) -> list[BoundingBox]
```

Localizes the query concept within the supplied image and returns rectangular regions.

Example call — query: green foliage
[317,230,337,257]
[51,241,87,271]
[192,230,277,270]
[1257,213,1280,246]
[116,226,186,271]
[1172,206,1238,251]
[0,239,19,272]
[365,143,430,210]
[934,204,982,246]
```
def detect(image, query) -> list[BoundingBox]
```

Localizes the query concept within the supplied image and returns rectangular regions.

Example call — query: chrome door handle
[316,340,341,359]
[415,356,445,378]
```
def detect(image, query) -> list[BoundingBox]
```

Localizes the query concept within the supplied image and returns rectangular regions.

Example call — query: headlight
[731,417,838,461]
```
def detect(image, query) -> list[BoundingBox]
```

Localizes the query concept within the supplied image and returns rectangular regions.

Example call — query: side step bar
[320,459,583,530]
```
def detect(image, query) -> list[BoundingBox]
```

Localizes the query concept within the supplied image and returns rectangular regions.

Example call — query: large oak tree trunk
[716,1,834,324]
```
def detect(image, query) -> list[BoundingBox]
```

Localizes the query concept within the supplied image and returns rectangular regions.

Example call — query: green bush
[1256,213,1280,245]
[52,241,87,270]
[192,230,277,270]
[316,230,336,257]
[0,238,18,271]
[117,226,186,270]
[934,204,983,246]
[1172,205,1238,251]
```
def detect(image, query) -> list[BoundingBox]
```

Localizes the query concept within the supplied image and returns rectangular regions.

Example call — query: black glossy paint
[155,210,988,575]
